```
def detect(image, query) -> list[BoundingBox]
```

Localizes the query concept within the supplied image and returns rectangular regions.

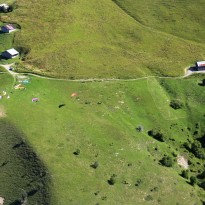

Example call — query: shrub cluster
[190,141,205,159]
[181,170,189,179]
[148,129,167,142]
[90,161,99,169]
[183,140,205,159]
[160,156,173,167]
[170,99,183,110]
[108,174,117,185]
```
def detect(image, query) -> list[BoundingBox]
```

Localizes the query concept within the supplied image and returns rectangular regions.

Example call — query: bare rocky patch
[177,155,188,169]
[0,197,4,205]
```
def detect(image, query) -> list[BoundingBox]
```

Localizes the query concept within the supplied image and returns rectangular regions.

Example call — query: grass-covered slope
[0,120,51,205]
[113,0,205,43]
[2,0,205,78]
[1,73,205,204]
[0,74,51,205]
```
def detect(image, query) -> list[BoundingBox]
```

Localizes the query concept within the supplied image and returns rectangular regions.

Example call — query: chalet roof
[0,3,9,8]
[196,61,205,67]
[3,24,15,30]
[6,48,19,55]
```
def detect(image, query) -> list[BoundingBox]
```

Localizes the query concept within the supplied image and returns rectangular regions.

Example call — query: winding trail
[0,63,205,83]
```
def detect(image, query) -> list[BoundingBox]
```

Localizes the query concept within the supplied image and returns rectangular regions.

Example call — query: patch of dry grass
[0,105,6,118]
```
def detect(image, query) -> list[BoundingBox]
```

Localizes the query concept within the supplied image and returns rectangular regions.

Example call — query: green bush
[108,174,117,185]
[170,100,183,110]
[183,142,190,150]
[190,176,197,186]
[197,170,205,179]
[135,179,142,187]
[160,156,173,167]
[148,129,166,142]
[90,161,99,169]
[181,170,189,179]
[191,141,205,159]
[199,181,205,190]
[136,125,144,132]
[73,149,80,155]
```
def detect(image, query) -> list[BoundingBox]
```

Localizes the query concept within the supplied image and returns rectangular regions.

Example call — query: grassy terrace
[1,73,205,204]
[0,0,204,78]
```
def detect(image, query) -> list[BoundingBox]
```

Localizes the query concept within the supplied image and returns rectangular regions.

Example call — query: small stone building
[196,61,205,71]
[0,3,9,11]
[1,48,19,59]
[1,24,15,33]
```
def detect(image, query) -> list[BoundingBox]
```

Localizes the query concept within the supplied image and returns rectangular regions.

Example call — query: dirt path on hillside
[1,64,205,83]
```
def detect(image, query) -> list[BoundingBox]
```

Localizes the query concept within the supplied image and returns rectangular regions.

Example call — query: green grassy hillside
[113,0,205,43]
[1,73,205,204]
[1,0,204,78]
[1,1,205,204]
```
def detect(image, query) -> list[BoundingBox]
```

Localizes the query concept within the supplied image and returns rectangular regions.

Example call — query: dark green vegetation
[160,156,173,167]
[0,0,204,78]
[170,99,183,110]
[0,73,205,204]
[0,119,50,205]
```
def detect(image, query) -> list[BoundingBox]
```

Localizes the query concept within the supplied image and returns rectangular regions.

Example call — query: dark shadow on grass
[13,141,25,149]
[58,104,66,108]
[186,181,192,186]
[9,200,22,205]
[0,119,51,204]
[196,134,205,147]
[0,55,8,60]
[188,66,197,72]
[27,189,38,197]
[0,161,9,167]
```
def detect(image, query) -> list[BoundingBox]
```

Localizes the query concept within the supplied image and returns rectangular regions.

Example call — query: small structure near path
[0,3,9,11]
[1,48,19,59]
[196,61,205,71]
[32,98,39,102]
[1,24,16,33]
[14,84,25,90]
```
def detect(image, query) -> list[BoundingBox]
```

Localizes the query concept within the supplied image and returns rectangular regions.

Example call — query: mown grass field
[0,0,204,78]
[1,73,205,204]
